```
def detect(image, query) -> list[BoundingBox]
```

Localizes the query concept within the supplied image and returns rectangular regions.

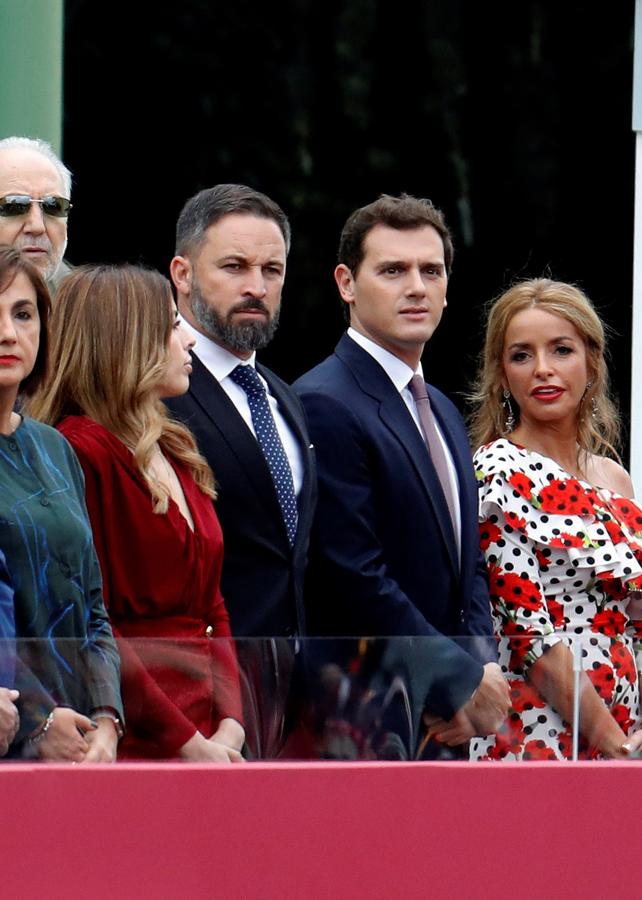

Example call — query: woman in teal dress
[0,245,122,761]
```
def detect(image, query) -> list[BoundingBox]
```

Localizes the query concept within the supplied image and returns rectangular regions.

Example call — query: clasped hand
[423,663,510,747]
[0,687,19,756]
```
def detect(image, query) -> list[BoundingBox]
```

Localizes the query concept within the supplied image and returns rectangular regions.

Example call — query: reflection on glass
[3,635,641,763]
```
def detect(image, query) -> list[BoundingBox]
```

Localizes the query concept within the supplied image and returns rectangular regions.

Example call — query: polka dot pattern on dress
[230,364,298,546]
[470,438,642,762]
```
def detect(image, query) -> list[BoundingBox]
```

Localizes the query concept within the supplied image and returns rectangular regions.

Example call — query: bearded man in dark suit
[167,184,316,757]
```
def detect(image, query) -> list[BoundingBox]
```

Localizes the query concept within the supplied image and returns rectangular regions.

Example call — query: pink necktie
[409,375,459,534]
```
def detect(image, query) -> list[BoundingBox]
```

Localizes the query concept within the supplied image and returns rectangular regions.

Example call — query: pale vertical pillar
[0,0,64,152]
[632,1,642,495]
[633,135,642,496]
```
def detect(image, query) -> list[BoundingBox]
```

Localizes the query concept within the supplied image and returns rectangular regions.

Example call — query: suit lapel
[187,354,288,532]
[335,336,459,574]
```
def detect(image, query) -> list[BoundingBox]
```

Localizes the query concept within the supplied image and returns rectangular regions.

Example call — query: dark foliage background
[63,1,635,454]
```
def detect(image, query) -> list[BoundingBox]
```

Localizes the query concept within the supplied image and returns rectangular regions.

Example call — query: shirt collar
[347,327,423,393]
[180,317,256,380]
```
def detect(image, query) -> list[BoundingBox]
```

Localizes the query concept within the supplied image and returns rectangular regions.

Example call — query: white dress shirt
[347,327,461,557]
[181,318,304,495]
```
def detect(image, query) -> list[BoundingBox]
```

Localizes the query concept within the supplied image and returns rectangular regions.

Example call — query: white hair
[0,136,72,197]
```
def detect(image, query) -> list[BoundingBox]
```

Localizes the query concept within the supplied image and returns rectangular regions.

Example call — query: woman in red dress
[29,264,244,761]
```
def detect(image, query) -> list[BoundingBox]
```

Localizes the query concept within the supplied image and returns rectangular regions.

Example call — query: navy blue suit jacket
[166,353,316,638]
[294,334,495,719]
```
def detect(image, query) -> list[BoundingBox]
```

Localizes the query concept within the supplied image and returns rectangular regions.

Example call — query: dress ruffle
[476,439,642,586]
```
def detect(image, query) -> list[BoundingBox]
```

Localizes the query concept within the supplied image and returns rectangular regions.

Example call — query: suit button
[40,496,50,507]
[205,625,214,637]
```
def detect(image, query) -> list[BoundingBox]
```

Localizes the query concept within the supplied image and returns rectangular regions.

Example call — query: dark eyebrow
[375,259,407,270]
[506,335,577,351]
[12,298,37,310]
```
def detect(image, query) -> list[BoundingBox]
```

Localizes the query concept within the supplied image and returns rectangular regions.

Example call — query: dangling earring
[584,380,597,420]
[502,388,515,433]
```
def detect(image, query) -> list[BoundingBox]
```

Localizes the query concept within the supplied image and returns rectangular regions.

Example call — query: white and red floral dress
[470,439,642,761]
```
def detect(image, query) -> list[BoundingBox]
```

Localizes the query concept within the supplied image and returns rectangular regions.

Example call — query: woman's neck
[510,419,585,478]
[0,389,20,436]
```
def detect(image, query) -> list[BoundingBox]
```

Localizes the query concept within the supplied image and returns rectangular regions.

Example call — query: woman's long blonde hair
[468,278,621,460]
[28,263,216,511]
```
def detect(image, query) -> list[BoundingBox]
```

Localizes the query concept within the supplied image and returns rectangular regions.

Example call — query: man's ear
[170,255,192,296]
[334,264,355,307]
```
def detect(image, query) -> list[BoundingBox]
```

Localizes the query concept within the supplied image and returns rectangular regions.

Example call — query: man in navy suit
[167,184,316,757]
[294,194,508,756]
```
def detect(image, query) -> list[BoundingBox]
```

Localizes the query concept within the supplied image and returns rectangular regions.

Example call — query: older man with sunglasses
[0,136,72,285]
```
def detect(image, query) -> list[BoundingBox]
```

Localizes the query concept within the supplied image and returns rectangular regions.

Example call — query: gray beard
[190,284,280,354]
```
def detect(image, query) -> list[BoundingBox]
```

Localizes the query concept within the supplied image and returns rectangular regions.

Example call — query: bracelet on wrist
[29,709,55,745]
[93,711,124,740]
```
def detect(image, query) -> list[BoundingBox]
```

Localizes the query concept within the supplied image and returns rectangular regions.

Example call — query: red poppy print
[597,574,628,603]
[604,518,627,545]
[488,565,542,611]
[522,739,558,760]
[503,619,537,670]
[608,498,642,535]
[550,532,585,549]
[535,549,551,571]
[479,519,501,551]
[545,597,565,628]
[538,479,593,516]
[587,663,615,702]
[509,678,546,712]
[557,729,573,757]
[472,439,641,763]
[584,487,601,508]
[508,472,535,501]
[505,511,527,531]
[609,642,636,684]
[611,703,634,735]
[590,609,627,636]
[487,714,526,759]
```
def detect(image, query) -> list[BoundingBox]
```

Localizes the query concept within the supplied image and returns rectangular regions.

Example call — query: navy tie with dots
[229,364,298,546]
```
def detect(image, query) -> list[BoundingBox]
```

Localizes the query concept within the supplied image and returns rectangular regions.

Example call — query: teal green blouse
[0,417,122,745]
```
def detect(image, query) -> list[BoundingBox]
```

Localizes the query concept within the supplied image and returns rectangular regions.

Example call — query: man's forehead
[202,213,286,257]
[362,223,445,262]
[0,148,65,195]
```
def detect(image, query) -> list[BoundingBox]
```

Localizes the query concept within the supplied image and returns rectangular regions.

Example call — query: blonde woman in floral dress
[468,279,642,761]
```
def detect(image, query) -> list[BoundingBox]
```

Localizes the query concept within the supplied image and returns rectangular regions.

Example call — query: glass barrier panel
[0,634,604,763]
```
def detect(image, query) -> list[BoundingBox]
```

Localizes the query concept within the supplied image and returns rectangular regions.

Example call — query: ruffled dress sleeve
[474,439,642,676]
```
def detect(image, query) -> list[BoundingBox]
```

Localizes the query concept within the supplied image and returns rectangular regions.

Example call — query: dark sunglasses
[0,194,72,218]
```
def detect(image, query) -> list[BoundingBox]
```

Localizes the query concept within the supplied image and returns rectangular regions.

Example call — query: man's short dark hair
[338,193,454,276]
[175,183,291,257]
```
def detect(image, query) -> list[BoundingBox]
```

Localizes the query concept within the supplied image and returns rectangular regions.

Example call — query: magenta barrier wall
[3,761,640,899]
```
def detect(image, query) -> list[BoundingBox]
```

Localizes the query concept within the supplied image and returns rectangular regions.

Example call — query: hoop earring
[502,388,515,433]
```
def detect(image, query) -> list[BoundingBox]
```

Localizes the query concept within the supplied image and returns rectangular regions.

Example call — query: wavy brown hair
[468,278,620,461]
[27,263,216,511]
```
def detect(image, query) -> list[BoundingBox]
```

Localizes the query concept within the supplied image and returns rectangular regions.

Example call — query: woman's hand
[0,688,19,755]
[82,718,118,763]
[600,728,642,760]
[36,708,94,762]
[179,730,244,764]
[210,717,245,752]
